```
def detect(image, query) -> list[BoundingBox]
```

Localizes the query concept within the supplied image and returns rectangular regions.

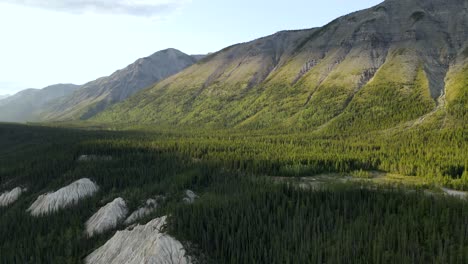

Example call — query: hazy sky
[0,0,383,95]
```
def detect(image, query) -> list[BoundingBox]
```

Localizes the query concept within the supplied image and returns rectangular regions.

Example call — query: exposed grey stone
[85,216,191,264]
[124,198,160,225]
[27,178,98,216]
[0,187,25,207]
[183,190,198,204]
[85,197,128,237]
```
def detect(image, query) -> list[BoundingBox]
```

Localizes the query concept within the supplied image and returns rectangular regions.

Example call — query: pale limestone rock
[28,178,98,216]
[442,188,468,199]
[86,197,128,237]
[183,190,198,204]
[124,198,159,225]
[85,216,191,264]
[0,187,25,207]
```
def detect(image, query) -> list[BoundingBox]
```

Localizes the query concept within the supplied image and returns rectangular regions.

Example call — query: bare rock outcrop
[0,187,25,207]
[27,178,98,216]
[442,188,468,199]
[183,190,198,204]
[85,216,191,264]
[85,197,128,237]
[124,198,159,225]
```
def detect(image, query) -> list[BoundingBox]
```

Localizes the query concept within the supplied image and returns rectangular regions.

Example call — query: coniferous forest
[0,123,466,263]
[0,0,467,263]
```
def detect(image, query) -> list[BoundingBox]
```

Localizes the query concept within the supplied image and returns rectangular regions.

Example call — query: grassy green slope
[445,56,468,123]
[325,48,436,133]
[93,0,467,134]
[95,45,453,133]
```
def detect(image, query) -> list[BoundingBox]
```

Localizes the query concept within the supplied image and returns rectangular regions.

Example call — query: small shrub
[411,11,425,22]
[351,169,372,179]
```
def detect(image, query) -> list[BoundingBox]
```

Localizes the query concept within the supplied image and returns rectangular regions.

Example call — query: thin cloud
[0,0,190,17]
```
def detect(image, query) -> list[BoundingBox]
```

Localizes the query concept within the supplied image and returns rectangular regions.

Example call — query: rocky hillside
[42,49,200,121]
[0,84,80,122]
[95,0,468,131]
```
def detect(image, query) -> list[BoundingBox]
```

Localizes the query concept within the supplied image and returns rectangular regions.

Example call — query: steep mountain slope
[95,0,468,131]
[0,84,80,122]
[43,49,199,121]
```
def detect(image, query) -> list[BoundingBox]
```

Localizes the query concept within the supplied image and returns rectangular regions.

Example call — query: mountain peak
[94,0,468,131]
[150,48,185,57]
[41,49,199,121]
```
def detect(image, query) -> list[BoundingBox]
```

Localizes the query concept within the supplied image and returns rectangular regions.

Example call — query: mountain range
[0,49,203,122]
[0,84,80,122]
[0,0,467,262]
[42,49,202,121]
[1,0,466,133]
[94,0,467,132]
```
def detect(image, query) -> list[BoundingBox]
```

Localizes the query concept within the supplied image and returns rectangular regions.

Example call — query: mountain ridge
[0,49,203,123]
[42,48,200,121]
[0,84,80,122]
[94,0,468,132]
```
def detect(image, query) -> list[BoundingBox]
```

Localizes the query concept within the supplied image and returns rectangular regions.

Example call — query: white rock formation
[77,155,112,162]
[0,187,25,207]
[124,198,159,225]
[85,197,128,237]
[442,188,468,199]
[28,178,98,216]
[183,190,198,204]
[85,216,191,264]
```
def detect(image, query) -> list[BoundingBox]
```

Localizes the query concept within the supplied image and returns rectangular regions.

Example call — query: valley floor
[0,123,466,263]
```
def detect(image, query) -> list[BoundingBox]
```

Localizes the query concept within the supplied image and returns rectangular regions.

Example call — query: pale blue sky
[0,0,383,95]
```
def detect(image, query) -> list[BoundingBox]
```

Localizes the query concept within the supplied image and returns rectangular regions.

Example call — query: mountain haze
[0,84,80,122]
[43,49,200,121]
[95,0,468,131]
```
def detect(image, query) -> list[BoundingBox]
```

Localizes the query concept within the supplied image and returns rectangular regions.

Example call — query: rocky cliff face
[43,49,199,121]
[95,0,468,131]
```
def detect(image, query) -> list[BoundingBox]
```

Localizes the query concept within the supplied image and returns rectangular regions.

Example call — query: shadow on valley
[0,123,467,263]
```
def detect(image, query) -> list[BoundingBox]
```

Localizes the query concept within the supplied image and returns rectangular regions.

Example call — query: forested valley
[0,123,466,263]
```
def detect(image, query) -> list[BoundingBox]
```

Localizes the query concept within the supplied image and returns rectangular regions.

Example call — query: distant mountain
[0,84,80,123]
[43,49,199,121]
[95,0,468,131]
[0,95,10,100]
[191,54,207,61]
